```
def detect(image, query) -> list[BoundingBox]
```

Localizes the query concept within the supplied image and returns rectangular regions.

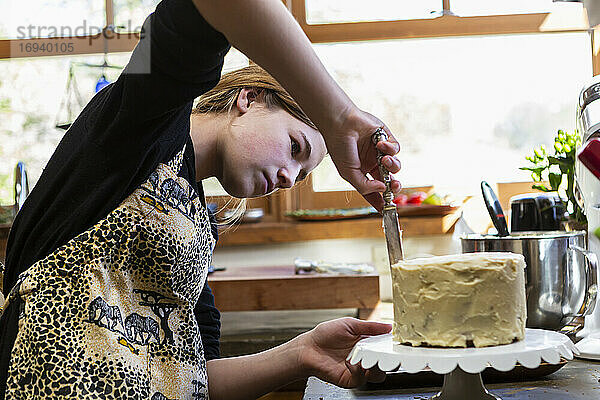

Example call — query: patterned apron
[3,145,214,399]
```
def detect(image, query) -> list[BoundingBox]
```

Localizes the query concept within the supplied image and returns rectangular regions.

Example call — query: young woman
[0,0,401,398]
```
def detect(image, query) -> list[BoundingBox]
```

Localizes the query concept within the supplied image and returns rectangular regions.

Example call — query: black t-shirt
[2,0,229,361]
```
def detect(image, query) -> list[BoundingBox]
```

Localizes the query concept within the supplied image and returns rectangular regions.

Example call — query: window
[0,53,127,203]
[0,48,247,204]
[305,0,441,24]
[0,0,105,39]
[310,32,592,195]
[113,0,160,33]
[450,0,579,17]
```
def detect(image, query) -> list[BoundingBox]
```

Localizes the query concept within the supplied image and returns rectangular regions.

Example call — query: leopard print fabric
[3,145,214,399]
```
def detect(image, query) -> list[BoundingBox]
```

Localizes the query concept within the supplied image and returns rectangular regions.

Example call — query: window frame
[0,0,138,58]
[289,0,591,41]
[2,0,598,221]
[0,0,595,59]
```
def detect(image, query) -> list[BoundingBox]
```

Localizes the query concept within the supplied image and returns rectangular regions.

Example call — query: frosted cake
[391,252,526,348]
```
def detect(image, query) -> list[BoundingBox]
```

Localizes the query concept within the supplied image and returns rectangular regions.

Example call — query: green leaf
[558,163,570,175]
[548,156,570,167]
[532,184,552,192]
[521,166,546,175]
[520,166,539,172]
[549,172,562,190]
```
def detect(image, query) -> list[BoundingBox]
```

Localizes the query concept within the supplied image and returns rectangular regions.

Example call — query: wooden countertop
[208,265,380,317]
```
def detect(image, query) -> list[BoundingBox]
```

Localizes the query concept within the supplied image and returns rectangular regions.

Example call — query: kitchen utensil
[509,192,564,232]
[573,79,600,359]
[481,181,509,236]
[55,60,122,130]
[347,329,577,400]
[293,258,375,275]
[14,161,29,215]
[285,206,377,221]
[574,136,600,359]
[95,75,110,93]
[578,137,600,179]
[207,265,226,274]
[461,231,598,331]
[222,207,264,223]
[372,127,403,265]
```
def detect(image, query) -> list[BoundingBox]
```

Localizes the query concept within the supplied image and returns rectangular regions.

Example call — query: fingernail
[383,158,393,168]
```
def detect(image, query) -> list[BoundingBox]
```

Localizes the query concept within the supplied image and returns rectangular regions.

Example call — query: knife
[372,127,404,266]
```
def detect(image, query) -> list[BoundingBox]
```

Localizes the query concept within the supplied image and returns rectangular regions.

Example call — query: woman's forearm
[191,0,356,135]
[207,335,307,400]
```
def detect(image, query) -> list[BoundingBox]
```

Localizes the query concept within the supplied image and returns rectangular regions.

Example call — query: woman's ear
[236,87,264,114]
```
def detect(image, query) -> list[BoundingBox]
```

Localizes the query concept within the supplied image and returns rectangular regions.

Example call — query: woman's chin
[221,185,255,199]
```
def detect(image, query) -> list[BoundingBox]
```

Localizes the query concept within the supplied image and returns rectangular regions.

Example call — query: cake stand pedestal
[347,329,578,400]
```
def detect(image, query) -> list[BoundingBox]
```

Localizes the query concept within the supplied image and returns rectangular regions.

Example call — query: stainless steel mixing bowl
[461,231,598,330]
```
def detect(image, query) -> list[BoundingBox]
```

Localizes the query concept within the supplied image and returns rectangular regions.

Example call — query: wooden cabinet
[208,265,380,318]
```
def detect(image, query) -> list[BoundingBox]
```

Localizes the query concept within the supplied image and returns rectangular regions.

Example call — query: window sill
[0,210,462,261]
[216,211,462,247]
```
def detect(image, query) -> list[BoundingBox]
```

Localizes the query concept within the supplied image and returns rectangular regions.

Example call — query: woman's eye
[291,137,300,156]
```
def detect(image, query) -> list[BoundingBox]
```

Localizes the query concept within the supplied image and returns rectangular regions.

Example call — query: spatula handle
[372,127,394,208]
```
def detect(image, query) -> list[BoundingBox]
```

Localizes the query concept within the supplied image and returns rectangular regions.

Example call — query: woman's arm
[191,0,402,210]
[207,318,390,400]
[206,334,303,400]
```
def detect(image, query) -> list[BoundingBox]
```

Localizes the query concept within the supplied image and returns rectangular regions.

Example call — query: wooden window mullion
[290,0,307,27]
[443,0,451,14]
[105,0,115,29]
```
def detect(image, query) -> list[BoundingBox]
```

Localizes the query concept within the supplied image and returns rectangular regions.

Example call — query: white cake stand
[346,329,578,400]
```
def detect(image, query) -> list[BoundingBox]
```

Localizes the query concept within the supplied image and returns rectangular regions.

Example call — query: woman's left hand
[296,317,392,388]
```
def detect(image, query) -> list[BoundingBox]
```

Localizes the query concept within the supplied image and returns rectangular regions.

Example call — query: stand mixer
[574,75,600,359]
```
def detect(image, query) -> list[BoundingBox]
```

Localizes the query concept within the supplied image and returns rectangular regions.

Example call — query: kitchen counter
[303,359,600,400]
[208,265,380,318]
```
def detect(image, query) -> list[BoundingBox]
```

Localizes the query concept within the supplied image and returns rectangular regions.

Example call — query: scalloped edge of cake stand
[346,329,578,400]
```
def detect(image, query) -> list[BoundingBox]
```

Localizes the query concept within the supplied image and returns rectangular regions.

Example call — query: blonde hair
[193,64,316,130]
[193,64,316,225]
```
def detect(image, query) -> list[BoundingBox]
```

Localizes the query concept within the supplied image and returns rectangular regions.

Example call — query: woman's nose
[277,166,298,189]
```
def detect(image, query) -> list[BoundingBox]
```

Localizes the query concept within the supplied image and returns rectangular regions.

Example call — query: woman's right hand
[323,107,402,212]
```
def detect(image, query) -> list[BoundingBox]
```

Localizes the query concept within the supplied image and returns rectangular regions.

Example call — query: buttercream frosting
[391,252,526,347]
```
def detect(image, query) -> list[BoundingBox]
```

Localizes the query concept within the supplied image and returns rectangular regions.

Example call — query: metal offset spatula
[480,180,509,237]
[372,127,404,266]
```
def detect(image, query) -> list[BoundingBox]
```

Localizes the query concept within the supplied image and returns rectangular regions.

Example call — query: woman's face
[219,89,326,198]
